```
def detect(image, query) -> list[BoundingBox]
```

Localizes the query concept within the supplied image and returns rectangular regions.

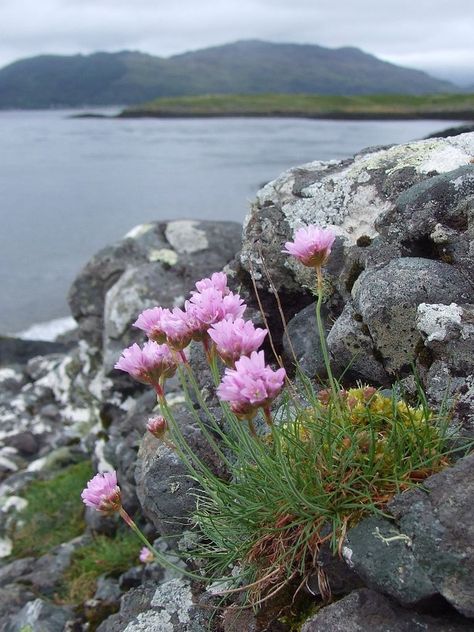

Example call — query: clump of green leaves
[60,529,139,604]
[185,380,457,605]
[10,460,93,558]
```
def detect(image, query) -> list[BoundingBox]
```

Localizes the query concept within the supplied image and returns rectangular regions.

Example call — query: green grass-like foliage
[60,529,139,604]
[169,371,455,606]
[10,461,93,558]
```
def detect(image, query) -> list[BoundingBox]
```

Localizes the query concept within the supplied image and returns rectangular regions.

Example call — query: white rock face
[417,303,463,342]
[165,220,208,254]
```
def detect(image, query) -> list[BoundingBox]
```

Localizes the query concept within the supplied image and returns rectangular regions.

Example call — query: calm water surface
[0,110,460,333]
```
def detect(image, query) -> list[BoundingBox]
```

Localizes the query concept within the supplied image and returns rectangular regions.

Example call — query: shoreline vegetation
[76,93,474,120]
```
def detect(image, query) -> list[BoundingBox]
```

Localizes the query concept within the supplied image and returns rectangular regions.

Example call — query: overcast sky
[1,0,473,84]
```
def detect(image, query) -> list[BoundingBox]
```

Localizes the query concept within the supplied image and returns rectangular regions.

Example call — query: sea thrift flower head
[81,471,121,515]
[133,307,171,343]
[139,547,154,564]
[209,318,268,366]
[115,341,179,386]
[190,288,246,325]
[161,308,193,350]
[283,225,336,268]
[147,415,168,439]
[217,351,286,419]
[194,272,229,296]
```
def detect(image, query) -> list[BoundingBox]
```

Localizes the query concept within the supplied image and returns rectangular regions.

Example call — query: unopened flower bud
[147,415,167,439]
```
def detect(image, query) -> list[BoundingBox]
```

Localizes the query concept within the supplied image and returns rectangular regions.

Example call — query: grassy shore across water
[118,93,474,120]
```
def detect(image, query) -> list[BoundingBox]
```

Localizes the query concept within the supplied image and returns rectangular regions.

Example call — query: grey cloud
[0,0,472,83]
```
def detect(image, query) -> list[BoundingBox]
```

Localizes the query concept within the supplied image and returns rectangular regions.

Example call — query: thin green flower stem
[119,508,205,581]
[176,367,234,469]
[315,266,339,401]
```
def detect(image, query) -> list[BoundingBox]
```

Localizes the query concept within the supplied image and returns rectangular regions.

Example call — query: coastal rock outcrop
[2,134,474,631]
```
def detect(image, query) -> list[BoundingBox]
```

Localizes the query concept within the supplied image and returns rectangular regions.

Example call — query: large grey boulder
[388,454,474,618]
[301,588,473,632]
[68,219,242,352]
[241,134,474,295]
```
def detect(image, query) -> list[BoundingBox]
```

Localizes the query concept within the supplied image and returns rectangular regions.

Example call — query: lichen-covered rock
[388,454,474,617]
[69,220,242,353]
[301,588,473,632]
[343,516,437,606]
[241,134,474,294]
[350,258,473,374]
[416,303,474,432]
[97,578,208,632]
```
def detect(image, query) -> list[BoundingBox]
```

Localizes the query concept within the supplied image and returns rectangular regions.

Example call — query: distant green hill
[119,93,474,120]
[0,40,456,109]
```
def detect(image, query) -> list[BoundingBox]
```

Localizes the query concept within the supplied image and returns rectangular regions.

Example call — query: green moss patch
[10,460,93,558]
[60,529,139,604]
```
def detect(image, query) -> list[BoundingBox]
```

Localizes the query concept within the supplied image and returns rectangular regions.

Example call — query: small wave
[14,316,77,342]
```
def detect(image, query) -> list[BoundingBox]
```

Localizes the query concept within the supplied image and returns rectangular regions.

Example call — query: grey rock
[0,584,35,628]
[416,303,474,432]
[69,219,242,351]
[344,516,437,606]
[0,558,35,588]
[282,302,329,378]
[426,124,474,139]
[3,432,39,456]
[98,578,207,632]
[97,584,156,632]
[301,588,473,632]
[379,166,474,256]
[241,135,474,294]
[4,598,73,632]
[135,404,224,537]
[352,258,473,374]
[327,302,388,384]
[19,538,85,596]
[0,337,73,367]
[388,454,474,617]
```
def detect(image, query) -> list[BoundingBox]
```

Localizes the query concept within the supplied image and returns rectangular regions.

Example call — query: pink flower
[81,471,122,514]
[189,288,246,326]
[209,318,268,365]
[283,225,336,268]
[147,415,168,438]
[139,547,154,564]
[133,307,171,343]
[194,272,229,296]
[114,341,179,387]
[161,308,193,350]
[217,351,286,418]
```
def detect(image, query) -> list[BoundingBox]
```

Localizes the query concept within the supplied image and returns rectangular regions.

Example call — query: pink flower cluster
[209,318,267,366]
[81,471,122,515]
[283,225,336,268]
[115,341,180,392]
[116,271,284,423]
[133,272,245,349]
[217,351,286,419]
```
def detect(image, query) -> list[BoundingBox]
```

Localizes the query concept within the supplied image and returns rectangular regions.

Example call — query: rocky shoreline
[0,133,473,631]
